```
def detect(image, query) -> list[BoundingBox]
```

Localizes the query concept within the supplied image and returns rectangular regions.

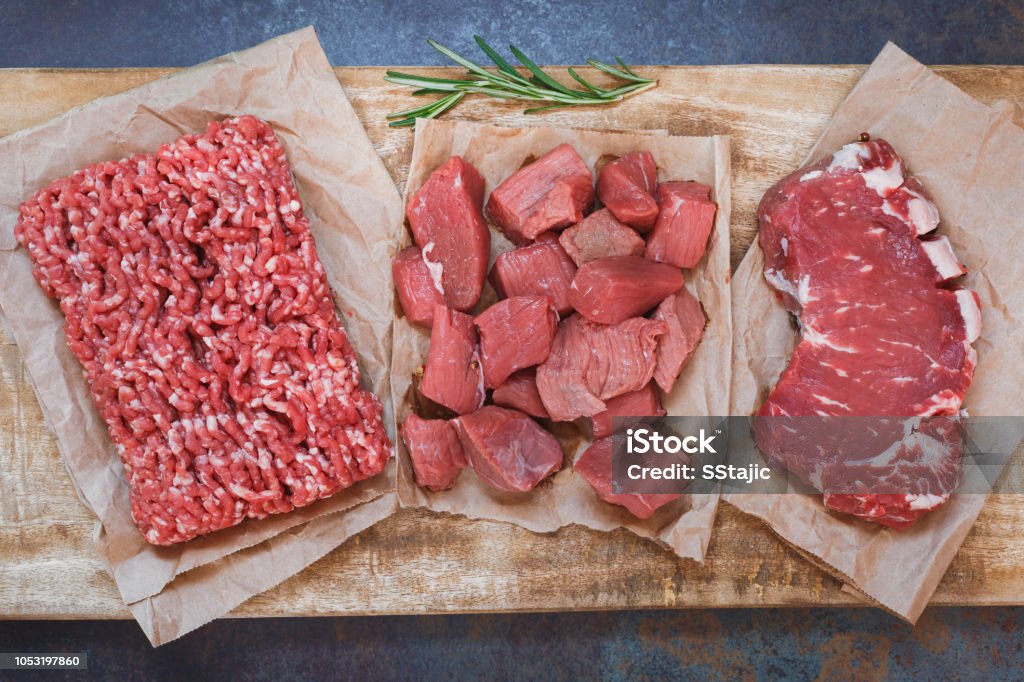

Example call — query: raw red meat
[491,369,550,419]
[755,138,980,527]
[400,413,467,491]
[485,144,594,244]
[537,315,667,421]
[489,239,578,316]
[595,151,659,230]
[590,383,666,439]
[475,295,559,388]
[575,435,680,519]
[645,181,717,268]
[14,115,391,545]
[568,255,684,325]
[419,305,486,415]
[652,289,706,393]
[753,415,965,527]
[406,156,490,311]
[393,245,444,328]
[558,208,645,266]
[455,406,563,492]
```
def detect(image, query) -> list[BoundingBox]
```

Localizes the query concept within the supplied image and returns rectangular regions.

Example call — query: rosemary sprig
[385,36,657,127]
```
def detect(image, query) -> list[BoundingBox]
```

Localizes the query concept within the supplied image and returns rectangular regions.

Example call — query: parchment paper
[391,119,731,561]
[0,28,404,644]
[726,43,1024,622]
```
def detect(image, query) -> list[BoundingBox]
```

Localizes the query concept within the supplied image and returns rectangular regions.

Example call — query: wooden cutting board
[2,65,1023,619]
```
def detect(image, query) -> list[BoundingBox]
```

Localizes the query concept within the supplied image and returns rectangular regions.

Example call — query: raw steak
[485,144,594,244]
[406,156,490,311]
[575,435,680,519]
[755,138,980,528]
[455,406,563,492]
[558,208,645,266]
[14,116,391,545]
[568,255,684,325]
[537,315,667,422]
[400,413,467,491]
[595,151,659,230]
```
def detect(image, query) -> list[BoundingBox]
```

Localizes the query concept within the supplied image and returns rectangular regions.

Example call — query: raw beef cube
[419,305,486,415]
[485,144,594,244]
[491,369,550,419]
[475,296,559,388]
[393,245,444,328]
[489,239,577,315]
[569,255,684,324]
[574,436,680,519]
[596,151,659,230]
[400,413,468,491]
[537,315,667,421]
[590,383,666,439]
[652,289,706,393]
[558,208,645,266]
[13,116,391,545]
[406,156,491,311]
[455,406,563,492]
[645,181,717,268]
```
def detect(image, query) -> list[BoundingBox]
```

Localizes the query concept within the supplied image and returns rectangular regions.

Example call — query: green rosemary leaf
[586,59,645,82]
[615,57,642,79]
[473,35,532,85]
[385,37,657,125]
[427,39,508,84]
[566,67,608,96]
[523,103,571,114]
[508,44,581,97]
[384,70,473,85]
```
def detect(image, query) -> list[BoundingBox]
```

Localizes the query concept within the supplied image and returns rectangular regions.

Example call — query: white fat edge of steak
[883,186,940,235]
[956,289,982,343]
[827,141,905,196]
[921,237,968,281]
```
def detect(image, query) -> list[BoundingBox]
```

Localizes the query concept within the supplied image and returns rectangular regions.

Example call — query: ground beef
[14,115,391,545]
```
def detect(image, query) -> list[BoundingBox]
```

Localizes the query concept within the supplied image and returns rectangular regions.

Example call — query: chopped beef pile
[394,147,716,513]
[15,115,391,545]
[755,138,980,528]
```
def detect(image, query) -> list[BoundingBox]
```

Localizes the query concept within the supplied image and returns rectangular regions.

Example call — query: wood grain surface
[2,66,1023,620]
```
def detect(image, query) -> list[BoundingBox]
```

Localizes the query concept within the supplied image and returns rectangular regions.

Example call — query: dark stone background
[1,0,1024,67]
[2,1,1023,679]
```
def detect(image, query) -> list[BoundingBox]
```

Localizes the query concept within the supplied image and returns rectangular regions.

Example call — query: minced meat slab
[14,115,391,545]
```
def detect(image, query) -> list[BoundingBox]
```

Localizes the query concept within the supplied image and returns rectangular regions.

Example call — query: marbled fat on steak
[754,138,980,528]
